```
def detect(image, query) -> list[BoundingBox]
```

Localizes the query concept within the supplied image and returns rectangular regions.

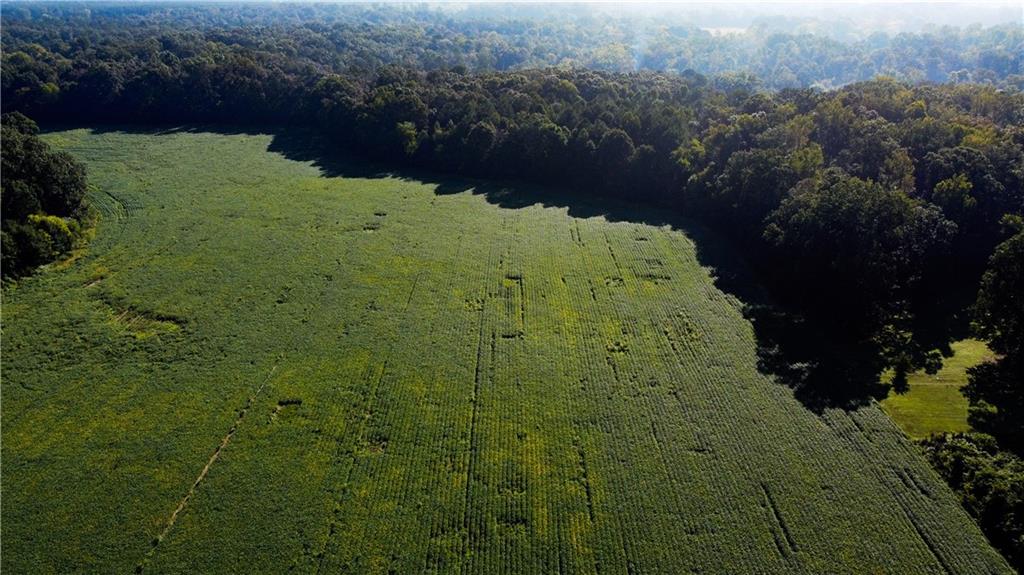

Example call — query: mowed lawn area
[1,129,1011,574]
[881,339,995,439]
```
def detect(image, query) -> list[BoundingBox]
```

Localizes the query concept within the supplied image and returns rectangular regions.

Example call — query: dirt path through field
[135,363,280,573]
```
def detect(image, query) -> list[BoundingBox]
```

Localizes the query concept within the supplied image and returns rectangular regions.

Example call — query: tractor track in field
[91,189,135,244]
[134,363,280,574]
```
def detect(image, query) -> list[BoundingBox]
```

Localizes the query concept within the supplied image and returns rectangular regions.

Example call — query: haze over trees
[2,3,1021,93]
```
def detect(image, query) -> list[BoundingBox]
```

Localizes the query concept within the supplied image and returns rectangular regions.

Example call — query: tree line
[1,1,1021,101]
[1,112,90,279]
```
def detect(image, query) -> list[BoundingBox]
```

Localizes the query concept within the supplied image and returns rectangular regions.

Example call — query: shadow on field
[73,123,892,414]
[742,306,892,411]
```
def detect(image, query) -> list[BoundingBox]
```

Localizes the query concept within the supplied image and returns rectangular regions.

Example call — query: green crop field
[2,129,1011,574]
[881,339,994,439]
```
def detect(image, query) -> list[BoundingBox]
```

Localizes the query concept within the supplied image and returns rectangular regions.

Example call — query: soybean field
[1,129,1012,574]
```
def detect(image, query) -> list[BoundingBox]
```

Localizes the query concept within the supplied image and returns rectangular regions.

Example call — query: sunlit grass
[881,339,994,439]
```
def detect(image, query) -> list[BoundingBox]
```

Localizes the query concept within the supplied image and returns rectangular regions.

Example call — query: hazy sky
[446,1,1023,33]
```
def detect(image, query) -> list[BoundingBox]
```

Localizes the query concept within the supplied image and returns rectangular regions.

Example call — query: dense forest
[1,1,1022,102]
[2,2,1022,566]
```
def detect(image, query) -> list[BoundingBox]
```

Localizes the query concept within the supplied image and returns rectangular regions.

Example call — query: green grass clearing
[881,339,995,439]
[0,128,1011,574]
